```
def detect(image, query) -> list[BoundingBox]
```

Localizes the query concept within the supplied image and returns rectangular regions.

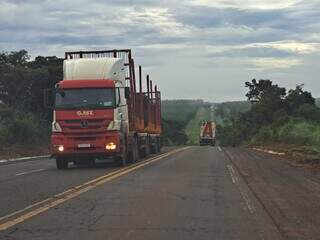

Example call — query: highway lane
[0,146,283,240]
[0,148,175,218]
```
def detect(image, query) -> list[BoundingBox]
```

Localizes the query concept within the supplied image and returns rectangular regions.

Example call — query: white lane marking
[240,190,256,214]
[0,155,50,164]
[15,169,45,176]
[218,146,222,152]
[227,164,255,214]
[227,165,238,183]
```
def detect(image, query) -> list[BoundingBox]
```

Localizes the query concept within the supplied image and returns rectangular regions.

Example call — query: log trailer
[46,49,162,169]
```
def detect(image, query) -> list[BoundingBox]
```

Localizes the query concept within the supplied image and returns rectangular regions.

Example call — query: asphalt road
[0,146,319,239]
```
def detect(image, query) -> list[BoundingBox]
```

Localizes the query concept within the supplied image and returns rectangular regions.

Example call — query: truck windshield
[55,88,115,109]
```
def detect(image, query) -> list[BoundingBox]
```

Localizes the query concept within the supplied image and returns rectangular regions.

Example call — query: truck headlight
[58,145,64,152]
[52,121,62,132]
[106,142,117,150]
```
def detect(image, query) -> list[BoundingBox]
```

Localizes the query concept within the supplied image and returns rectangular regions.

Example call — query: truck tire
[56,157,68,169]
[116,143,128,167]
[152,137,160,154]
[116,155,127,167]
[128,138,139,163]
[158,137,162,152]
[150,141,157,154]
[139,137,150,158]
[143,141,150,158]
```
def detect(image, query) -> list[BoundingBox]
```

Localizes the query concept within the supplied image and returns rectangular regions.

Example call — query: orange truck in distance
[45,49,162,169]
[199,121,216,146]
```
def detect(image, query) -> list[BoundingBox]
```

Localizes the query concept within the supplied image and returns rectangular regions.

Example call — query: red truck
[46,49,162,169]
[199,121,216,146]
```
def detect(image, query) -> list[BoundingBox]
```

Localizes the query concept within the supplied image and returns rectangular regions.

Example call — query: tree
[0,50,32,107]
[0,50,63,120]
[245,79,287,123]
[285,84,315,113]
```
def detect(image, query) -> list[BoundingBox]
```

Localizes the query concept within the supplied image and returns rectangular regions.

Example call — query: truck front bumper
[51,131,123,158]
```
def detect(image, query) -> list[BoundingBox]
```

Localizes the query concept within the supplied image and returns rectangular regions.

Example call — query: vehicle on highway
[45,49,162,169]
[199,121,216,146]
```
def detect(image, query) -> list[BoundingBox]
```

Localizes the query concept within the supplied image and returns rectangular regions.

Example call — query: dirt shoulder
[249,143,320,168]
[226,147,320,240]
[0,144,50,160]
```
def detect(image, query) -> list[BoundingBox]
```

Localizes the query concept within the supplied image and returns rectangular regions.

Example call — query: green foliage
[286,85,315,113]
[161,99,206,145]
[161,99,204,123]
[292,104,320,122]
[0,106,49,144]
[214,101,251,126]
[249,119,320,147]
[162,118,188,145]
[217,79,320,147]
[0,50,63,146]
[0,50,63,118]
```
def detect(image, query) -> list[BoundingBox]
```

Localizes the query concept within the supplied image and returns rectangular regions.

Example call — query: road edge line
[0,155,50,166]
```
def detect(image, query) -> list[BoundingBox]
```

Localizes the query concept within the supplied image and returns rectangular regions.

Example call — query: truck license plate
[78,143,91,148]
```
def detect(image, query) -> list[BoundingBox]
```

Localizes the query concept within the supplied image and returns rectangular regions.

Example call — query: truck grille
[60,118,108,133]
[73,136,97,141]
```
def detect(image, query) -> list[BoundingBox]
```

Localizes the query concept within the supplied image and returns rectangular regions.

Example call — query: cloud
[190,0,301,10]
[0,0,319,101]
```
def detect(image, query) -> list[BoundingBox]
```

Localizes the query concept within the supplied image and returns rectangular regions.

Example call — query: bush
[162,119,188,145]
[293,104,320,122]
[246,118,320,148]
[0,108,49,144]
[276,120,320,146]
[250,126,275,144]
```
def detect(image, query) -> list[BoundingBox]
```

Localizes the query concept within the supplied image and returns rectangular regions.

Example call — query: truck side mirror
[125,87,130,99]
[44,89,55,109]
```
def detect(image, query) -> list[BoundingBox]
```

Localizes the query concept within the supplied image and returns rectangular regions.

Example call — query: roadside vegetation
[217,79,320,161]
[0,50,63,157]
[161,100,207,145]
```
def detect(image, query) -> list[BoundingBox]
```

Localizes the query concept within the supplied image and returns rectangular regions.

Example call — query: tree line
[217,79,320,147]
[0,50,62,144]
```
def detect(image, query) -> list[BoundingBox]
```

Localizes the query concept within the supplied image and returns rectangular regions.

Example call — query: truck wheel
[157,138,162,153]
[116,145,127,167]
[142,144,150,158]
[145,138,151,157]
[151,139,159,154]
[116,155,127,167]
[128,138,139,163]
[56,157,68,169]
[150,144,157,154]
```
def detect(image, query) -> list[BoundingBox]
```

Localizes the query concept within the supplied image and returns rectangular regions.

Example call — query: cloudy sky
[1,0,319,101]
